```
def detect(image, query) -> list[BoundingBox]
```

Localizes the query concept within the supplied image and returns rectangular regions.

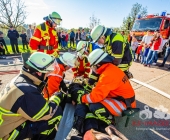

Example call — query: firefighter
[66,49,136,139]
[29,11,62,57]
[43,52,76,100]
[72,41,90,80]
[0,52,65,140]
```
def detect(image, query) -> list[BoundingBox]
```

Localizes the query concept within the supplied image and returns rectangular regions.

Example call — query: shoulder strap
[40,23,46,31]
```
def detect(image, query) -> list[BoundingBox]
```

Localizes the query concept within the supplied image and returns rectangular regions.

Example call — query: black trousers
[8,106,63,140]
[0,47,5,55]
[22,41,28,50]
[10,40,19,53]
[0,39,8,52]
[70,38,75,47]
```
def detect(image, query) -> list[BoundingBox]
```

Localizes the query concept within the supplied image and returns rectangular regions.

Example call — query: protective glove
[68,83,85,104]
[71,89,85,104]
[49,91,65,106]
[83,84,93,93]
[59,80,68,93]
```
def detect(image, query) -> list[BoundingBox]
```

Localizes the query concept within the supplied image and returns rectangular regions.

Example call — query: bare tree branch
[0,0,27,28]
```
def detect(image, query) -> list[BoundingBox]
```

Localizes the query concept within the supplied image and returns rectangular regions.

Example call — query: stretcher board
[55,103,75,140]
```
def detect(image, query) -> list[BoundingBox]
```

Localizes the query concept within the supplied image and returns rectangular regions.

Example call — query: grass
[5,42,77,54]
[6,45,31,54]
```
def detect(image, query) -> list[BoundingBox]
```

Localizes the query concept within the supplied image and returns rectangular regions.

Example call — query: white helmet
[91,25,112,43]
[26,52,55,73]
[76,41,88,56]
[59,52,76,67]
[88,49,108,66]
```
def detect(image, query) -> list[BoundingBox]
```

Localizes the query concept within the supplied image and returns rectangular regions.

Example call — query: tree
[121,3,147,31]
[0,0,27,29]
[89,14,100,29]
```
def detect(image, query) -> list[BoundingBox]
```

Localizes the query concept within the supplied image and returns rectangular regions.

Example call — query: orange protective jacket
[29,21,58,55]
[82,63,136,116]
[43,64,65,99]
[72,56,90,78]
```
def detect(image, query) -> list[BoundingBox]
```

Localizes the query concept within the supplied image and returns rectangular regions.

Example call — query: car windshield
[132,18,162,31]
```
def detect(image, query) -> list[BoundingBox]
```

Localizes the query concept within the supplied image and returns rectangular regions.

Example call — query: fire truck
[131,11,170,55]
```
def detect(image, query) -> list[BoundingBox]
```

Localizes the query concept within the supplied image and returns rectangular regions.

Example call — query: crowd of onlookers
[129,30,170,69]
[57,29,92,50]
[0,24,35,58]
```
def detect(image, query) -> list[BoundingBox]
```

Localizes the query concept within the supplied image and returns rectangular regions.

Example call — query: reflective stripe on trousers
[101,98,126,116]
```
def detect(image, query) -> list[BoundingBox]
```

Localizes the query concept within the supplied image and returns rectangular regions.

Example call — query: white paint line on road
[150,129,170,140]
[130,78,170,100]
[132,72,170,90]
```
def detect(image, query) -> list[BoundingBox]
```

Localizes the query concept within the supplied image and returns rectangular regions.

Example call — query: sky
[24,0,170,29]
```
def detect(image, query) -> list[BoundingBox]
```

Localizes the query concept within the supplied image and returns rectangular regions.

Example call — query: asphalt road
[0,55,170,140]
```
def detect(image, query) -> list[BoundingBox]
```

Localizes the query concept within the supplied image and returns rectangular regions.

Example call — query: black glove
[60,80,68,93]
[68,83,85,104]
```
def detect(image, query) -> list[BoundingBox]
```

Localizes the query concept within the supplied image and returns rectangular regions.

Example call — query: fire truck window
[164,20,169,29]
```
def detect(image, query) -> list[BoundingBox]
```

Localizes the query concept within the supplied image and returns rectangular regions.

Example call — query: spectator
[69,29,75,48]
[0,31,8,53]
[0,42,6,59]
[81,29,86,41]
[144,32,161,67]
[58,30,62,47]
[159,38,170,69]
[75,29,81,46]
[131,34,138,61]
[7,26,20,54]
[141,30,153,64]
[136,42,144,62]
[87,29,92,41]
[60,30,66,49]
[26,24,34,42]
[20,30,29,50]
[65,31,69,49]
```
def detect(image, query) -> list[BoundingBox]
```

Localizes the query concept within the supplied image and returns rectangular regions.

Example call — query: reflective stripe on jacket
[105,33,132,71]
[0,69,61,139]
[29,21,58,55]
[82,63,136,116]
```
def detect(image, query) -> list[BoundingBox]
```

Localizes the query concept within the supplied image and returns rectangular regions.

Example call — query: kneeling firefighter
[87,25,133,91]
[0,52,65,140]
[66,49,136,139]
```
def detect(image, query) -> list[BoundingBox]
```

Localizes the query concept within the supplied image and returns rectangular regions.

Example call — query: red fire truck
[131,11,170,55]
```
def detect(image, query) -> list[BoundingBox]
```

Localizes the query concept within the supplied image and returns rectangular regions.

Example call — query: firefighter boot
[66,116,84,140]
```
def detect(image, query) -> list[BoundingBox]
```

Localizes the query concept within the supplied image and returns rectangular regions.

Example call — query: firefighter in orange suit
[29,12,62,57]
[43,52,76,100]
[72,41,90,79]
[67,49,136,139]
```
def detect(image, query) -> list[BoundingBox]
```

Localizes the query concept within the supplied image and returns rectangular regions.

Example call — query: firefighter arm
[111,40,124,66]
[47,76,62,97]
[84,62,90,78]
[82,73,117,103]
[29,28,42,52]
[72,67,78,77]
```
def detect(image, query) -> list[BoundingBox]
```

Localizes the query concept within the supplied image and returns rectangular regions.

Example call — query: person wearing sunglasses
[29,12,62,58]
[0,52,66,140]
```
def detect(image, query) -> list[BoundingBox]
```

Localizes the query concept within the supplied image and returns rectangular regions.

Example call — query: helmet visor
[52,18,62,25]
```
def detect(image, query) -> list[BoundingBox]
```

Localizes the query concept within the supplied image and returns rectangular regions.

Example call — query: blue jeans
[76,40,80,46]
[145,50,154,64]
[132,50,136,60]
[148,51,158,65]
[162,47,170,65]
